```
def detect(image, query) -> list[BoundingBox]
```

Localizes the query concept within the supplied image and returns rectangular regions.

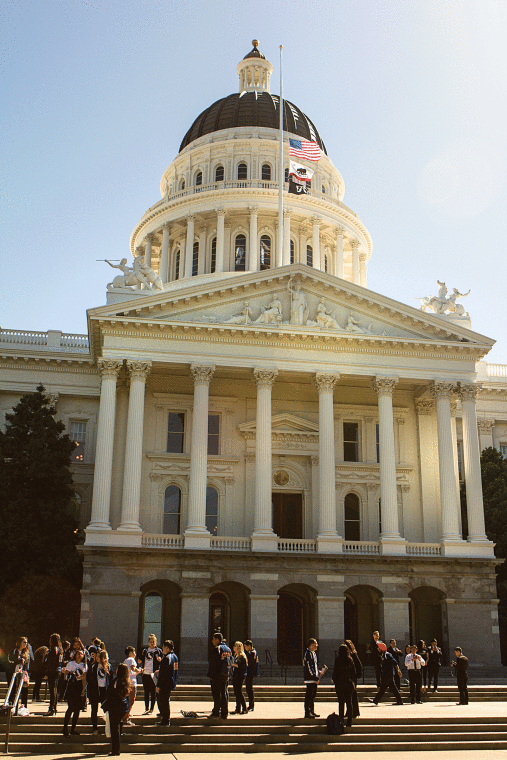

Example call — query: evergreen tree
[0,385,82,649]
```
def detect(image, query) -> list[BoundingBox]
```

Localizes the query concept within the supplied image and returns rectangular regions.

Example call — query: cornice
[0,357,96,373]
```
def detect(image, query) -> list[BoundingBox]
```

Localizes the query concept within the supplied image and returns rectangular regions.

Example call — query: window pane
[343,422,359,462]
[206,487,218,535]
[167,413,185,453]
[260,235,271,270]
[211,238,216,274]
[215,165,224,182]
[143,593,162,645]
[290,239,295,264]
[306,245,313,267]
[235,235,246,271]
[262,164,271,180]
[70,421,86,462]
[195,171,202,186]
[208,414,220,455]
[175,249,180,280]
[192,242,199,276]
[237,163,247,180]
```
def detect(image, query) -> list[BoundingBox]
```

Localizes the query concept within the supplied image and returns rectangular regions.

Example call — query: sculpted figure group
[105,256,164,292]
[417,280,470,317]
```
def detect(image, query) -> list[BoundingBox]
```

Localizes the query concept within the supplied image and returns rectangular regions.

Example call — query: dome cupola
[237,40,273,93]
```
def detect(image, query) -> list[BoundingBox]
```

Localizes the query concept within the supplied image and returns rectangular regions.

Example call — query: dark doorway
[272,492,303,538]
[344,596,358,646]
[277,592,304,665]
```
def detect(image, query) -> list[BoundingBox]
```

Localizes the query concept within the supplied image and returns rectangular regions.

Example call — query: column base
[184,531,211,550]
[460,540,494,558]
[380,537,407,556]
[251,533,278,553]
[316,535,343,554]
[85,528,142,547]
[84,527,112,546]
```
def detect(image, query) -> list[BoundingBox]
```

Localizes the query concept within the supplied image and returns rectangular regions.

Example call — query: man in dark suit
[427,639,443,692]
[387,639,403,691]
[371,631,383,687]
[207,633,231,719]
[244,640,260,712]
[303,638,322,719]
[452,647,468,705]
[155,640,178,726]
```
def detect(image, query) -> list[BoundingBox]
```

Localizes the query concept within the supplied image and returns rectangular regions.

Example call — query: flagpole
[277,44,284,268]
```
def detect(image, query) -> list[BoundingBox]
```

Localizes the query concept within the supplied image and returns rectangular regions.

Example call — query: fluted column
[359,252,367,287]
[185,365,215,549]
[459,383,490,545]
[430,382,462,543]
[352,241,360,284]
[252,369,278,552]
[216,210,225,273]
[86,359,123,538]
[184,215,195,278]
[312,217,321,270]
[159,223,170,283]
[119,361,151,539]
[335,228,344,279]
[299,225,307,265]
[248,206,258,271]
[224,223,231,272]
[372,377,405,553]
[144,234,153,268]
[283,209,292,266]
[450,401,461,521]
[315,373,342,552]
[198,227,206,276]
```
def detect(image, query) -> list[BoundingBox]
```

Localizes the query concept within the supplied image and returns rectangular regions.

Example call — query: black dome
[179,91,327,154]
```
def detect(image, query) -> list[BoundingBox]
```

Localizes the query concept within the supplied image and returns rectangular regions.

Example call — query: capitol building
[1,42,506,668]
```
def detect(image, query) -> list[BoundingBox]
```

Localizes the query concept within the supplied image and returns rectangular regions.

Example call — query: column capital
[336,226,345,236]
[253,368,278,388]
[458,382,480,402]
[430,381,456,400]
[144,232,154,243]
[215,208,226,217]
[299,223,309,234]
[415,398,434,415]
[97,358,123,380]
[351,239,360,250]
[185,213,196,222]
[283,208,293,218]
[311,216,322,226]
[314,372,340,392]
[249,205,259,214]
[477,418,495,432]
[162,221,171,230]
[190,364,215,386]
[359,252,367,262]
[126,360,151,381]
[372,377,398,397]
[134,247,143,257]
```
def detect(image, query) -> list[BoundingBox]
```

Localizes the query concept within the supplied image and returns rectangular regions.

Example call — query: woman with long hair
[13,637,30,709]
[344,639,362,718]
[31,645,48,702]
[137,633,162,715]
[103,663,130,756]
[44,633,63,716]
[332,643,357,728]
[230,642,248,715]
[87,647,109,734]
[62,649,87,737]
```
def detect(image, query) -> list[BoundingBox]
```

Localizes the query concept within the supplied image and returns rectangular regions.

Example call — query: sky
[1,0,506,363]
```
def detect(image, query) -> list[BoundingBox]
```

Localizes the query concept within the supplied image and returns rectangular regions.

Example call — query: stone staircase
[3,714,507,753]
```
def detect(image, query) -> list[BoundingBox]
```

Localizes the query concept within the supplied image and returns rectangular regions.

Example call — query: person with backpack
[207,632,231,719]
[244,640,260,712]
[155,640,178,726]
[332,644,357,727]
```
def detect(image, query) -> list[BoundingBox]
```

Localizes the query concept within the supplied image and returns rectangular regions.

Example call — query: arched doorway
[208,581,250,652]
[138,579,182,654]
[409,586,445,652]
[277,584,316,665]
[344,585,382,662]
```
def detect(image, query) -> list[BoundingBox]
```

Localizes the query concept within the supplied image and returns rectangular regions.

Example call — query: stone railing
[277,539,317,553]
[210,537,251,551]
[141,534,184,548]
[486,364,507,378]
[406,542,442,556]
[343,541,380,555]
[0,328,90,353]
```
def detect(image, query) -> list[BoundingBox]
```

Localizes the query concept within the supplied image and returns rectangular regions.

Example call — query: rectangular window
[192,242,199,276]
[167,412,185,453]
[208,414,220,455]
[343,421,359,462]
[376,423,380,463]
[70,421,86,462]
[500,444,507,459]
[211,238,216,274]
[457,441,464,480]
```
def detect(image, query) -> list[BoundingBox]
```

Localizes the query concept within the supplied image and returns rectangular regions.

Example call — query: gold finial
[252,39,259,48]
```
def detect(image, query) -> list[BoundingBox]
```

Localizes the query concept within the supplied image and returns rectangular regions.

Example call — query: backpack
[326,712,345,735]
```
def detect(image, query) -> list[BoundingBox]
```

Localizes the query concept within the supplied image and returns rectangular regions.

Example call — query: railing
[0,328,89,352]
[343,541,380,555]
[0,329,48,345]
[406,542,442,556]
[210,537,251,551]
[141,534,184,548]
[487,364,507,377]
[277,539,317,553]
[61,333,89,348]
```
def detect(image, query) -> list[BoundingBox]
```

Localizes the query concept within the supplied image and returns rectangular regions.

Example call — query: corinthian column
[312,217,321,270]
[184,215,195,278]
[352,241,360,285]
[144,234,153,268]
[335,228,344,279]
[283,209,292,266]
[185,365,215,549]
[119,361,151,540]
[315,373,342,553]
[372,377,405,554]
[216,210,226,273]
[430,381,462,545]
[252,368,278,552]
[159,223,170,283]
[248,206,258,271]
[86,359,123,540]
[359,252,367,287]
[458,383,492,548]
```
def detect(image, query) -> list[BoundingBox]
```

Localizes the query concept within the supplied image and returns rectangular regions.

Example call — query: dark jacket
[332,656,356,692]
[45,647,63,676]
[380,651,399,678]
[427,647,443,668]
[303,648,319,682]
[86,661,100,701]
[246,648,260,678]
[370,640,382,664]
[232,654,247,681]
[102,677,130,717]
[157,652,178,691]
[350,651,362,683]
[138,647,163,669]
[13,649,30,673]
[455,655,468,680]
[387,646,402,665]
[208,643,231,679]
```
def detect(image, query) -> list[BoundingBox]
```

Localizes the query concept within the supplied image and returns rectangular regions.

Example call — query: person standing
[452,647,468,705]
[137,634,162,715]
[208,633,231,719]
[332,644,356,727]
[155,640,178,727]
[123,647,141,725]
[13,638,31,709]
[417,640,428,692]
[244,640,259,712]
[387,639,403,692]
[405,644,425,704]
[44,634,63,716]
[31,646,48,702]
[371,631,382,687]
[303,638,326,719]
[230,642,248,714]
[427,640,443,692]
[344,640,362,718]
[62,649,87,737]
[102,663,130,756]
[367,643,403,706]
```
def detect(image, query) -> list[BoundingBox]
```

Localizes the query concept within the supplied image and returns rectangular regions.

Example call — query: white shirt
[124,656,138,686]
[65,660,87,676]
[405,653,425,670]
[143,648,158,675]
[97,666,108,688]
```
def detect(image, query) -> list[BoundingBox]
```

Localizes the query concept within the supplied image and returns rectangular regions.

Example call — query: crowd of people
[8,629,468,753]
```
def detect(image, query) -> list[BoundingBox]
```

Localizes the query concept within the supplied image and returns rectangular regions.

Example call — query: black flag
[288,178,309,195]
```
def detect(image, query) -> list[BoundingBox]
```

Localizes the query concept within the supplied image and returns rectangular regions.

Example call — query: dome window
[215,165,224,182]
[261,164,271,181]
[179,179,185,191]
[260,235,271,270]
[237,163,248,180]
[306,245,313,268]
[322,185,326,194]
[234,234,246,271]
[211,237,217,274]
[192,242,199,276]
[174,249,180,280]
[195,171,202,186]
[324,255,329,273]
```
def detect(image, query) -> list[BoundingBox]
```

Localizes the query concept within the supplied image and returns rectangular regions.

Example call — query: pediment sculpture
[104,256,164,292]
[416,280,470,317]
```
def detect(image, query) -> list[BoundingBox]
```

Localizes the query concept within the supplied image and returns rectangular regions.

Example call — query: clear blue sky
[1,0,506,362]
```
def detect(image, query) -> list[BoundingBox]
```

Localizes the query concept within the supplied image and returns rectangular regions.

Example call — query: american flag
[288,138,321,162]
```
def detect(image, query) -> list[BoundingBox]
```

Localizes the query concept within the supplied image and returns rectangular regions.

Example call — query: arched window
[195,171,202,186]
[234,234,246,271]
[179,179,185,190]
[174,248,180,280]
[260,234,271,270]
[206,487,219,535]
[192,241,199,276]
[163,485,181,534]
[261,163,271,180]
[210,237,217,274]
[344,493,361,541]
[324,255,329,273]
[237,163,247,180]
[142,592,162,646]
[290,239,295,264]
[215,165,224,182]
[306,244,313,267]
[322,184,326,194]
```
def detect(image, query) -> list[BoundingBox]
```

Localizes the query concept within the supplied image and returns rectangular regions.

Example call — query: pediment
[88,265,495,353]
[239,413,319,439]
